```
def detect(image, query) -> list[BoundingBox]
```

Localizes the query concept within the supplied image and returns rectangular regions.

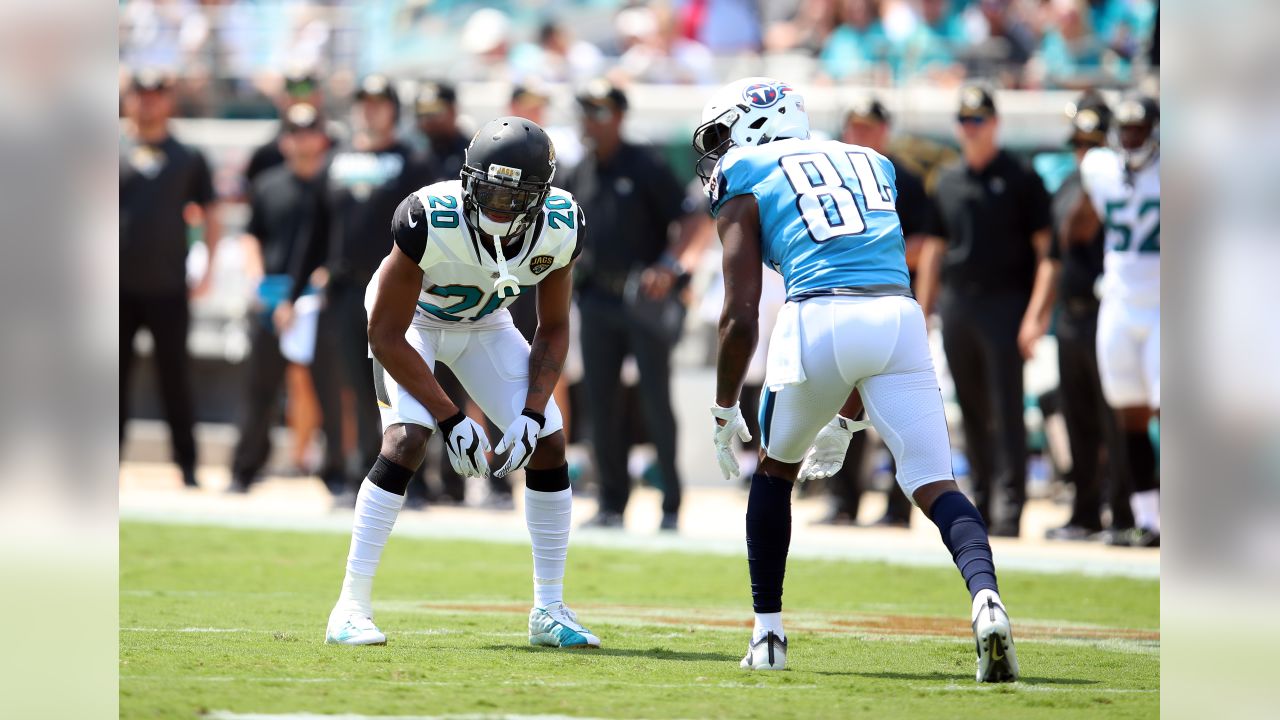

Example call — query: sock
[746,472,793,615]
[1125,430,1160,532]
[971,588,1006,622]
[928,490,999,599]
[524,464,572,608]
[754,611,785,640]
[336,477,407,618]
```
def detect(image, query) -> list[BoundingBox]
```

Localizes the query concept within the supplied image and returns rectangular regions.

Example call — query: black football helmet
[1114,94,1159,171]
[460,116,556,238]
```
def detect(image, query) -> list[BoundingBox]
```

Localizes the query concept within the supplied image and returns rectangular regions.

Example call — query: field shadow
[848,670,1098,686]
[480,644,737,662]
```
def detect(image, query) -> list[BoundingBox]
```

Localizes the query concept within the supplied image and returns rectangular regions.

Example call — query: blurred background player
[325,117,599,649]
[1072,94,1161,547]
[120,68,220,489]
[917,86,1052,538]
[565,81,698,531]
[243,67,333,187]
[701,77,1017,681]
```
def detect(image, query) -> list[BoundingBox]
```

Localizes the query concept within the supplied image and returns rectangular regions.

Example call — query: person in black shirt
[414,81,469,183]
[284,74,435,502]
[120,69,221,488]
[564,81,697,531]
[917,86,1052,537]
[228,104,346,495]
[244,68,330,188]
[1022,94,1133,540]
[816,97,944,528]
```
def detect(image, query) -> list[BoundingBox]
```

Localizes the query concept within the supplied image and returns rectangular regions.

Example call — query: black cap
[355,74,399,107]
[283,103,323,133]
[576,79,628,113]
[845,96,891,125]
[1115,95,1159,127]
[415,81,457,115]
[131,68,173,92]
[1066,91,1111,146]
[511,82,549,107]
[957,85,997,120]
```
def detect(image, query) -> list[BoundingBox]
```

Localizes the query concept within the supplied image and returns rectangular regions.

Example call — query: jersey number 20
[779,151,895,243]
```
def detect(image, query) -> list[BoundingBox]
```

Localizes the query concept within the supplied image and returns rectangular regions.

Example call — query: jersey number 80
[779,151,896,243]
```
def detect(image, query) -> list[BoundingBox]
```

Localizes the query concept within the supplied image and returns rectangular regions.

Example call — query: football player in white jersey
[324,117,601,649]
[1072,95,1161,547]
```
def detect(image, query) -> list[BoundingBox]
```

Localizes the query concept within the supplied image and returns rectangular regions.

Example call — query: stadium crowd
[119,0,1158,546]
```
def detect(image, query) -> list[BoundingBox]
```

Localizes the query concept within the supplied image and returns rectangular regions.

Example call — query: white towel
[280,293,322,365]
[763,301,806,391]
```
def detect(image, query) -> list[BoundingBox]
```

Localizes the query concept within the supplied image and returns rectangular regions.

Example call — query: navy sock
[928,490,999,599]
[746,472,793,614]
[1125,431,1158,492]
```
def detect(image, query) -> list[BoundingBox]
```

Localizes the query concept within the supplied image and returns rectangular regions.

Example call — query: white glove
[494,410,544,478]
[710,403,752,482]
[437,411,492,478]
[798,415,871,483]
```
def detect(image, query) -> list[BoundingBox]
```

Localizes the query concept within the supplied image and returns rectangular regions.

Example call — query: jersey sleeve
[707,152,756,218]
[1077,148,1113,215]
[391,193,429,265]
[570,203,585,261]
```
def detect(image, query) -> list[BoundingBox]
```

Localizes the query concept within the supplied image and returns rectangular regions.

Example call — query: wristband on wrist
[438,410,466,434]
[521,408,546,428]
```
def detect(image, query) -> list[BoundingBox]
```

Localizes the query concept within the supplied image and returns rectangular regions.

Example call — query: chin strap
[489,234,522,299]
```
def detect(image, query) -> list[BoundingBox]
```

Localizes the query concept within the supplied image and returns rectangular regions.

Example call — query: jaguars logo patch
[530,255,555,275]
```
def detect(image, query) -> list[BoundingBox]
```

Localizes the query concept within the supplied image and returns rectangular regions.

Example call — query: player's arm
[1017,167,1055,359]
[714,194,763,407]
[525,260,574,415]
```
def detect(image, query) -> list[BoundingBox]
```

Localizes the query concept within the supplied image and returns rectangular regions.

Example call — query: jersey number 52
[779,151,895,243]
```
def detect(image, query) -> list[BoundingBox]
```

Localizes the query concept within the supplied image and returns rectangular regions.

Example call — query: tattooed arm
[524,259,574,414]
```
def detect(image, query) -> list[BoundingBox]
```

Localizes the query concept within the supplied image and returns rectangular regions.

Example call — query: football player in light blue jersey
[696,77,1018,681]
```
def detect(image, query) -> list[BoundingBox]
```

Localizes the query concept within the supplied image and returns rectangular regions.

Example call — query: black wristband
[521,408,546,428]
[438,411,466,435]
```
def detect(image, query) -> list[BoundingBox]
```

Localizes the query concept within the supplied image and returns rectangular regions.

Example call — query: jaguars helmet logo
[529,255,555,276]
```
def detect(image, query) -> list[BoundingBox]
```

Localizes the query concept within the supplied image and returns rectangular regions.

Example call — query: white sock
[754,611,784,640]
[1131,490,1160,533]
[972,588,1005,622]
[336,479,405,619]
[525,486,572,608]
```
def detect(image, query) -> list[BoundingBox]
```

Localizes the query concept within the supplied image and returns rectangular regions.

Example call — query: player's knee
[528,430,566,468]
[380,423,430,469]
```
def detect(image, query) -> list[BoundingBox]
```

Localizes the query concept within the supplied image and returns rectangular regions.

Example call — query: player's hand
[640,264,679,300]
[798,415,866,483]
[710,403,752,482]
[273,301,295,333]
[1017,315,1048,360]
[494,410,545,478]
[438,411,491,478]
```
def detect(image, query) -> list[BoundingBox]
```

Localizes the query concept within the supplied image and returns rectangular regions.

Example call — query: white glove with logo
[710,403,753,482]
[494,410,545,478]
[798,415,871,483]
[438,411,492,478]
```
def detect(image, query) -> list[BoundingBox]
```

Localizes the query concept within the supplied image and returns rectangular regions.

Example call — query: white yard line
[123,675,819,691]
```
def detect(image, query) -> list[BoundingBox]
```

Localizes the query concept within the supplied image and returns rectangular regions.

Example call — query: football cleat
[324,610,387,646]
[972,594,1019,682]
[740,630,787,671]
[529,601,601,649]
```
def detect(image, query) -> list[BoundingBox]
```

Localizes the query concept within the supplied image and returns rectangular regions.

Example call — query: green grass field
[121,521,1159,719]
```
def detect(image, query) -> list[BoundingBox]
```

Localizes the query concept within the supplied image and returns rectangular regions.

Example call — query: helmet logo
[488,163,522,182]
[742,82,789,109]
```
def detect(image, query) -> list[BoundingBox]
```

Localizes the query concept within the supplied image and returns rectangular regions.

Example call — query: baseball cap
[577,79,628,113]
[845,96,891,125]
[283,103,323,133]
[511,82,550,108]
[415,81,457,115]
[957,85,997,120]
[131,68,173,93]
[355,74,399,107]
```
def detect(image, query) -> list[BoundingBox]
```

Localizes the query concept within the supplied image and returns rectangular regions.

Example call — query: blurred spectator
[613,5,717,85]
[509,82,586,172]
[894,0,967,84]
[120,69,220,488]
[413,81,468,182]
[819,0,891,83]
[229,104,345,495]
[119,0,209,74]
[817,97,942,526]
[565,81,697,531]
[458,7,514,82]
[1030,0,1108,89]
[678,0,765,55]
[509,20,605,84]
[283,74,434,504]
[762,0,840,55]
[966,0,1038,84]
[1026,92,1133,540]
[244,67,332,188]
[917,86,1051,537]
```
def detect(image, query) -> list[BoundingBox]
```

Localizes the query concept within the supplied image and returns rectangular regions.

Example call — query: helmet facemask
[693,109,738,184]
[460,166,550,298]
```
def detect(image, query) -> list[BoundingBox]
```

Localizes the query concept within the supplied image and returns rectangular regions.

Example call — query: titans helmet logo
[742,82,789,109]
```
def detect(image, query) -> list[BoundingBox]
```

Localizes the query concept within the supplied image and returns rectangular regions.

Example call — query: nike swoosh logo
[407,209,419,228]
[992,643,1004,661]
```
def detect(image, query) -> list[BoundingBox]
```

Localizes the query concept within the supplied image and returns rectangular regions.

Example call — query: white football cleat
[972,593,1019,682]
[325,610,387,646]
[529,601,601,649]
[741,630,787,671]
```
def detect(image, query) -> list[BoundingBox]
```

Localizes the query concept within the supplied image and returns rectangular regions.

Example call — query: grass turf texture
[121,522,1158,719]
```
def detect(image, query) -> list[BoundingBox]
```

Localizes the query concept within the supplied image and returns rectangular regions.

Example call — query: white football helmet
[692,77,810,182]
